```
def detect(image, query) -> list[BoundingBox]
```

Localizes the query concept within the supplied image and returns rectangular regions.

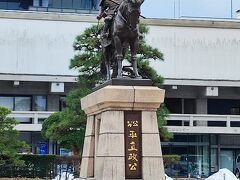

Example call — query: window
[184,99,196,114]
[165,98,182,114]
[0,95,47,124]
[0,1,7,9]
[15,97,31,111]
[208,99,240,115]
[0,96,14,110]
[33,96,47,111]
[62,0,72,8]
[48,0,99,10]
[73,0,80,9]
[0,95,47,111]
[14,96,31,123]
[59,96,66,111]
[0,0,32,10]
[7,0,20,10]
[237,156,240,163]
[49,0,61,8]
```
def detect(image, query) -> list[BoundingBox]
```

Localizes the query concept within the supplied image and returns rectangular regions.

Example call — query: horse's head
[127,0,144,8]
[124,0,144,30]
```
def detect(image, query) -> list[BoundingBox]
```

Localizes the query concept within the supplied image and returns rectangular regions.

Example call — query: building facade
[1,0,240,178]
[148,19,240,177]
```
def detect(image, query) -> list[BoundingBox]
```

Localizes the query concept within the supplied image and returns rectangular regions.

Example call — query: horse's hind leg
[130,39,141,78]
[114,36,123,78]
[105,60,111,80]
[103,47,111,80]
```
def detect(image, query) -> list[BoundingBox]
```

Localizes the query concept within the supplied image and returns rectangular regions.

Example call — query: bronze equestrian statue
[98,0,144,80]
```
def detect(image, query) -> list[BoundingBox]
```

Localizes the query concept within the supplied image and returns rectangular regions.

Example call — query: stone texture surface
[80,85,165,180]
[134,86,165,104]
[81,85,165,115]
[142,134,162,157]
[142,157,165,180]
[142,111,159,134]
[80,116,95,179]
[97,133,124,157]
[95,157,125,180]
[85,116,95,136]
[80,157,94,178]
[100,111,124,134]
[82,136,95,158]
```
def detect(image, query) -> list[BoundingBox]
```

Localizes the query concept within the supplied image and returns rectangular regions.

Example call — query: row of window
[0,0,32,10]
[0,95,67,112]
[165,98,240,115]
[0,95,66,123]
[0,0,99,11]
[0,95,47,111]
[46,0,98,9]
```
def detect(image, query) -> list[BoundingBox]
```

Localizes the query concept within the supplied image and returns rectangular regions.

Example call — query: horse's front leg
[105,60,111,80]
[130,38,141,79]
[103,47,111,80]
[114,35,123,78]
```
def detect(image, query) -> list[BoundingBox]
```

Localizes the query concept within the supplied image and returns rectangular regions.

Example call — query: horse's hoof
[134,75,142,79]
[117,75,123,79]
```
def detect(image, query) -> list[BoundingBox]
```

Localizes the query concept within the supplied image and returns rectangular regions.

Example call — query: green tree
[42,88,90,155]
[42,23,172,155]
[0,107,29,166]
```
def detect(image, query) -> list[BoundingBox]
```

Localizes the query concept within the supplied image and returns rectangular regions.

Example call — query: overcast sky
[141,0,240,19]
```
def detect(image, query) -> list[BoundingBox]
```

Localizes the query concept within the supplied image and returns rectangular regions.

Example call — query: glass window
[42,0,49,7]
[33,96,47,111]
[7,1,20,10]
[163,134,210,178]
[0,1,7,9]
[62,0,72,8]
[84,0,91,9]
[14,96,31,123]
[19,0,32,9]
[211,148,218,173]
[184,99,196,114]
[0,96,14,110]
[51,0,61,8]
[73,0,80,9]
[91,0,98,9]
[208,99,240,115]
[165,98,182,114]
[220,150,234,172]
[59,96,66,111]
[15,97,31,111]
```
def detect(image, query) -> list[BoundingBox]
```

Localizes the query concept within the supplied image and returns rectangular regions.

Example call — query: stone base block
[80,85,165,180]
[142,157,165,180]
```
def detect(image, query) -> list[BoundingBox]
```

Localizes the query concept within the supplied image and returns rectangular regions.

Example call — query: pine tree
[42,23,172,155]
[0,107,29,166]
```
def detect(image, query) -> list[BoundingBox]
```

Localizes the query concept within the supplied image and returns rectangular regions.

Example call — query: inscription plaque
[124,111,142,179]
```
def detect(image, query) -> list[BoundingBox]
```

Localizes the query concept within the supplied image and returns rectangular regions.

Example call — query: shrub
[163,154,180,166]
[0,154,80,179]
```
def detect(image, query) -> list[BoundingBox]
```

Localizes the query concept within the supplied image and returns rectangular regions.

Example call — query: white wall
[1,13,240,81]
[0,17,93,76]
[147,25,240,81]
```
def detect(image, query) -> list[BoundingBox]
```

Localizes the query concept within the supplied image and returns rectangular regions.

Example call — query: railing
[9,111,240,134]
[9,111,54,131]
[166,114,240,134]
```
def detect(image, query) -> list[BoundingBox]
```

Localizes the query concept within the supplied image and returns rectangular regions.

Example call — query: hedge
[0,155,80,179]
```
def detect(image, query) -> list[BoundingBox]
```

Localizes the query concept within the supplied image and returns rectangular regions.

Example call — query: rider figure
[97,0,123,39]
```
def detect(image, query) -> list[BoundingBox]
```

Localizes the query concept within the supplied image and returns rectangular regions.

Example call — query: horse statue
[101,0,144,80]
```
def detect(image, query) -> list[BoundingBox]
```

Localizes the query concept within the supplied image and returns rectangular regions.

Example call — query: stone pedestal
[80,85,165,180]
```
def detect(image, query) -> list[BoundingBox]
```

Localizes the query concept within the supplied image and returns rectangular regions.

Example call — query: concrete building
[147,18,240,178]
[0,0,99,155]
[1,0,240,178]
